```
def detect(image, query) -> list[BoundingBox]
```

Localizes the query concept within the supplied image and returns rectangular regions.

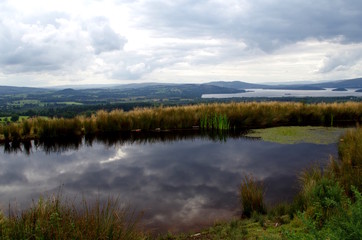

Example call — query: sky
[1,0,362,87]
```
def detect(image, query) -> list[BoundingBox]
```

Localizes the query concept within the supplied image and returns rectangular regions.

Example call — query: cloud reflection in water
[0,132,336,234]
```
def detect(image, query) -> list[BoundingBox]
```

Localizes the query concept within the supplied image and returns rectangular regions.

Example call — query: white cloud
[0,17,92,73]
[317,46,362,73]
[0,0,362,86]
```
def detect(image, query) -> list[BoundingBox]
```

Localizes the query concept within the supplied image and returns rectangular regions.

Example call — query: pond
[0,129,342,234]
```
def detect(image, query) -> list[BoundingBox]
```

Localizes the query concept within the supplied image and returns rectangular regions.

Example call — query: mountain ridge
[1,77,362,93]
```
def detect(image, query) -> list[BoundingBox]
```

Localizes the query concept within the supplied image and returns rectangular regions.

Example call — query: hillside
[205,78,362,90]
[0,86,50,95]
[311,78,362,88]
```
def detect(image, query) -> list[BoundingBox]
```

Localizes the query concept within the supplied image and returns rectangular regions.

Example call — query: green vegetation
[200,114,230,130]
[0,116,29,123]
[0,194,143,240]
[247,126,348,145]
[1,102,362,142]
[56,101,84,105]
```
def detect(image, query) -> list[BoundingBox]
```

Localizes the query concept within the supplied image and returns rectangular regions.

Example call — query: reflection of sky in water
[0,135,337,234]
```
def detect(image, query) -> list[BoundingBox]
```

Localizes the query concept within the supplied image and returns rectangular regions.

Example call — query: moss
[247,126,348,145]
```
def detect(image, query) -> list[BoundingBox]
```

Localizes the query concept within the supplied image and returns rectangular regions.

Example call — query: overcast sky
[1,0,362,87]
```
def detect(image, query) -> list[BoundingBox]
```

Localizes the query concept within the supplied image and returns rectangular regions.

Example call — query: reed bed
[1,102,362,141]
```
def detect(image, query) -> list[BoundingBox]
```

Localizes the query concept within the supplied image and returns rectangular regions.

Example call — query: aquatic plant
[200,113,230,130]
[246,126,347,145]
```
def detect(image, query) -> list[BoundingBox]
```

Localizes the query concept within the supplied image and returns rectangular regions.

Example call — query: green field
[8,100,43,107]
[56,101,84,105]
[0,116,29,123]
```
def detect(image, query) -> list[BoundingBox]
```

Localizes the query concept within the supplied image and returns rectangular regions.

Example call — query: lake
[0,130,339,234]
[202,88,362,98]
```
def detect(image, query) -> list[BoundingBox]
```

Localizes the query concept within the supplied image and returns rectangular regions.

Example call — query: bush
[304,177,347,228]
[10,114,19,122]
[285,187,362,240]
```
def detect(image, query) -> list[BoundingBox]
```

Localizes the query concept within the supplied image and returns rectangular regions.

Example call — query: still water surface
[0,131,337,233]
[202,88,362,98]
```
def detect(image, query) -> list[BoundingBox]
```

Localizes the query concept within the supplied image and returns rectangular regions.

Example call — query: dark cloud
[1,0,362,84]
[135,0,362,51]
[87,17,127,54]
[0,172,28,185]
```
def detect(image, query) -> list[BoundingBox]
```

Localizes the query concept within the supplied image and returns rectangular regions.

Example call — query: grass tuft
[239,174,266,218]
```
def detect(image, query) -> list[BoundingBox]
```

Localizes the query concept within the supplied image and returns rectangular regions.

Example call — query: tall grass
[0,101,362,142]
[0,194,143,240]
[239,174,266,218]
[335,127,362,195]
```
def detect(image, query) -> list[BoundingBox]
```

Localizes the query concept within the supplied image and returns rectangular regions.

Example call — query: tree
[11,114,19,122]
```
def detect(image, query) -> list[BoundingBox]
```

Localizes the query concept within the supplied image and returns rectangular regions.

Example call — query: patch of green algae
[246,126,348,145]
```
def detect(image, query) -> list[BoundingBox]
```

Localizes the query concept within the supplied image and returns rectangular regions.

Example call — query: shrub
[326,186,362,240]
[304,177,346,228]
[285,187,362,240]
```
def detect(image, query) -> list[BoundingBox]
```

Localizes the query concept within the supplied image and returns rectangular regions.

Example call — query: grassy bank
[1,102,362,142]
[0,195,144,240]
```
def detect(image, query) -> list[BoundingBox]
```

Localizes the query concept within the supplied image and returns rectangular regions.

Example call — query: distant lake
[202,88,362,98]
[0,131,337,234]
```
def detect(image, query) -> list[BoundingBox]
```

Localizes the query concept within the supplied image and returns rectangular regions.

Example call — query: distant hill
[311,78,362,88]
[0,84,242,101]
[264,85,325,90]
[205,78,362,90]
[205,81,325,90]
[56,88,77,94]
[204,81,266,89]
[0,86,50,95]
[1,77,362,99]
[111,84,243,99]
